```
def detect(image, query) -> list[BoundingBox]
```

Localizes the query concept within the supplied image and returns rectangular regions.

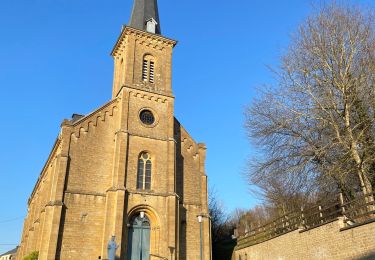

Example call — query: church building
[17,0,211,259]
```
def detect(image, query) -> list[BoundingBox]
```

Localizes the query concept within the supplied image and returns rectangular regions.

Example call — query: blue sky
[0,0,374,254]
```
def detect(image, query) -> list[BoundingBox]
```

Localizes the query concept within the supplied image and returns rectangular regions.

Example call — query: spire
[129,0,161,35]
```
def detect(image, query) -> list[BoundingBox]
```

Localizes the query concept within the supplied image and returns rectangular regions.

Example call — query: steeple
[111,0,176,98]
[129,0,161,34]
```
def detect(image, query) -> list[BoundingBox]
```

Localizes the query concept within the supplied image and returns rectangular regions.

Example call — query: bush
[24,251,39,260]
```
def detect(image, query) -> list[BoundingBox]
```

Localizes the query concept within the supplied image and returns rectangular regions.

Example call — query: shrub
[24,251,39,260]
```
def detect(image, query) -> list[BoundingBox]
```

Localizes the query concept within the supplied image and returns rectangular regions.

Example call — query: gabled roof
[0,247,18,257]
[129,0,161,34]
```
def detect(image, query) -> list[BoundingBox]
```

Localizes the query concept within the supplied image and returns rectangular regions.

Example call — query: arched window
[137,152,152,190]
[142,55,155,83]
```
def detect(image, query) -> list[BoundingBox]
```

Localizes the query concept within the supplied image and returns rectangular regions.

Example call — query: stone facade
[233,219,375,260]
[17,23,211,260]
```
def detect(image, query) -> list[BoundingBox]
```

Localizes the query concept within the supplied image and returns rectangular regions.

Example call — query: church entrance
[127,213,151,260]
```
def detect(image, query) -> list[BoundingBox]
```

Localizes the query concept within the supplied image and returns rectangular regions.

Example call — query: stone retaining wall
[233,218,375,260]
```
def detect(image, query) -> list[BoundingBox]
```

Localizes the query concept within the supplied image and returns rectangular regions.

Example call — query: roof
[0,247,18,257]
[129,0,161,34]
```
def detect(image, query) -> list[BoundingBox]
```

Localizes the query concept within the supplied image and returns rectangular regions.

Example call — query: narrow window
[137,158,145,189]
[137,152,152,190]
[142,59,148,81]
[149,61,155,83]
[142,55,155,83]
[145,160,151,189]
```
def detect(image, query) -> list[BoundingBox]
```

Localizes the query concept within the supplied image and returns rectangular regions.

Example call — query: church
[17,0,211,259]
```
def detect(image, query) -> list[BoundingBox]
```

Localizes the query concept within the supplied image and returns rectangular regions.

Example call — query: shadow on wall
[213,239,236,260]
[357,252,375,260]
[174,119,187,260]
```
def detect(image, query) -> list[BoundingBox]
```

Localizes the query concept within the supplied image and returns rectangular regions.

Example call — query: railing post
[338,192,348,228]
[300,207,305,230]
[339,192,346,219]
[319,205,324,224]
[274,220,277,236]
[365,192,375,214]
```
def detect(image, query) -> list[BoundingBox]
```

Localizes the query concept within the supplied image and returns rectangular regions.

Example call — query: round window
[140,110,155,125]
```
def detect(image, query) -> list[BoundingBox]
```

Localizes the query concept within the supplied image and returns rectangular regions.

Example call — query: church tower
[17,0,211,259]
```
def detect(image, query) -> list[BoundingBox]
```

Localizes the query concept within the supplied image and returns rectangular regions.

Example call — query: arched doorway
[127,213,151,260]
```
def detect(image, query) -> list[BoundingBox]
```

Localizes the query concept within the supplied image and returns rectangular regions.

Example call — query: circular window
[140,110,155,125]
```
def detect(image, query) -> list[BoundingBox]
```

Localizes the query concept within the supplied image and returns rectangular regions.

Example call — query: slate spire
[129,0,161,34]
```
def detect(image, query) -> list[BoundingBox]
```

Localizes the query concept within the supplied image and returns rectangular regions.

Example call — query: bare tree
[246,2,375,205]
[209,189,234,243]
[232,206,271,237]
[208,189,237,260]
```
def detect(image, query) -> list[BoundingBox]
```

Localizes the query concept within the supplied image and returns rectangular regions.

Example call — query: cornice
[111,26,177,57]
[115,84,174,99]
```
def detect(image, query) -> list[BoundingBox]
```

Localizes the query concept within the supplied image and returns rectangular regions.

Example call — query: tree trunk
[344,100,374,209]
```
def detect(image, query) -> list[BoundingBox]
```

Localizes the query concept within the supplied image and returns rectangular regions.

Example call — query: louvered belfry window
[149,61,155,83]
[142,59,148,81]
[142,55,155,83]
[137,152,152,190]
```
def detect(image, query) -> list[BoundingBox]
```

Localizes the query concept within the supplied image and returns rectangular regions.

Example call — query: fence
[236,192,375,250]
[341,192,375,225]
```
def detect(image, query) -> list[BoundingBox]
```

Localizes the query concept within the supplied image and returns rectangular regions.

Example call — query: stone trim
[71,98,119,127]
[106,186,126,192]
[114,84,174,99]
[46,200,64,207]
[127,189,180,199]
[70,99,119,140]
[181,202,202,207]
[111,26,177,57]
[65,190,106,197]
[126,130,172,142]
